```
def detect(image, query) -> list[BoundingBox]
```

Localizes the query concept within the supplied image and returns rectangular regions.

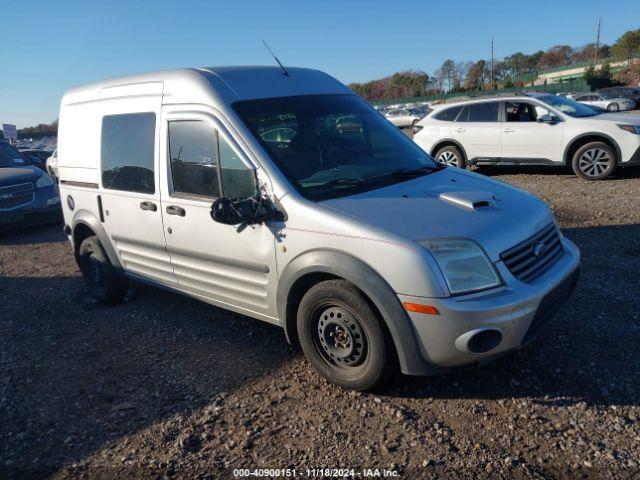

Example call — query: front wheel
[571,141,617,180]
[296,280,398,391]
[607,102,619,112]
[434,145,466,168]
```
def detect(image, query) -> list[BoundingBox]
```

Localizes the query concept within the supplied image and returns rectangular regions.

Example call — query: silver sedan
[573,93,636,112]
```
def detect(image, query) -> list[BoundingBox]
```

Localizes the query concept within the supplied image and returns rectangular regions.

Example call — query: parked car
[384,109,421,128]
[414,92,640,180]
[46,149,58,181]
[19,148,52,170]
[597,86,640,107]
[58,67,580,391]
[0,140,61,232]
[573,92,635,112]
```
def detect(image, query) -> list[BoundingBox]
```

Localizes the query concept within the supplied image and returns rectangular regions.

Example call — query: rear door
[452,101,501,160]
[158,107,279,322]
[500,100,565,164]
[98,88,177,286]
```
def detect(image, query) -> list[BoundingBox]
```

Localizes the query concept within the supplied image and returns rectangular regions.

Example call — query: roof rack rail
[431,90,531,106]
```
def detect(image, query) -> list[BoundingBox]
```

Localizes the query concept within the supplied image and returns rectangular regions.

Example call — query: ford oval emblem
[533,243,547,258]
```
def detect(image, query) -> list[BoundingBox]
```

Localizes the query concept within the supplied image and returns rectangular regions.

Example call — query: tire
[296,279,398,391]
[77,235,128,304]
[434,145,466,169]
[607,102,619,112]
[571,141,617,180]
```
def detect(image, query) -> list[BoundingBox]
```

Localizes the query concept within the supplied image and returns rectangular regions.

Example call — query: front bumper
[0,190,62,232]
[623,145,640,166]
[398,236,580,370]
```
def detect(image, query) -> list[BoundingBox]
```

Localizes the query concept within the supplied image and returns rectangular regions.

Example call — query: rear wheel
[607,102,619,112]
[296,280,397,391]
[571,141,617,180]
[434,145,465,168]
[77,236,128,304]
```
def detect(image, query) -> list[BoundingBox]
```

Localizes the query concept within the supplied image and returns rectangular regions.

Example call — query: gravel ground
[1,167,640,479]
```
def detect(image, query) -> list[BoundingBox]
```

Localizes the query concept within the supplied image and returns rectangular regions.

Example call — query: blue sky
[1,0,639,128]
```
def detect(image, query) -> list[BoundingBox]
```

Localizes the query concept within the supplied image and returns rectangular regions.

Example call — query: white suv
[413,93,640,180]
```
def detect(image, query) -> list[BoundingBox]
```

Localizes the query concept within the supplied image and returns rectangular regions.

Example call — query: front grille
[0,182,35,210]
[521,267,579,345]
[0,193,34,210]
[500,223,563,282]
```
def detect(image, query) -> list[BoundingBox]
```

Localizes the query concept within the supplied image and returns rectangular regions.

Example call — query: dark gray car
[0,141,61,232]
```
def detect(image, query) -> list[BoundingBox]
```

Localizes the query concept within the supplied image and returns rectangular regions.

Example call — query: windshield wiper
[309,165,442,193]
[367,165,442,182]
[311,177,368,190]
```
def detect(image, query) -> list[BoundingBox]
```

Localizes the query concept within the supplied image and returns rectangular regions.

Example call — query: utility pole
[490,36,494,91]
[594,18,601,65]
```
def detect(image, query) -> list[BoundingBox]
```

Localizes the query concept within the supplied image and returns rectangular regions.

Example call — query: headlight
[617,124,640,134]
[419,238,502,295]
[36,173,54,188]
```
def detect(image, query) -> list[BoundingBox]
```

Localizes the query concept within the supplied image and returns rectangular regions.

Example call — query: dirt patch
[1,169,640,479]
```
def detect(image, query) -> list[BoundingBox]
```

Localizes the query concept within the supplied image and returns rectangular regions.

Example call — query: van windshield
[233,94,440,200]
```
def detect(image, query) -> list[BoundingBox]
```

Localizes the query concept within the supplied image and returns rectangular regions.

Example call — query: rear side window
[434,106,462,121]
[101,113,156,194]
[468,102,499,122]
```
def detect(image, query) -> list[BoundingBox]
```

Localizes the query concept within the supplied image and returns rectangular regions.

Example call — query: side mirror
[210,196,285,229]
[210,197,246,225]
[537,114,556,124]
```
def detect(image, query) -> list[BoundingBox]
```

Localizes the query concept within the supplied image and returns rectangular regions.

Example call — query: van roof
[61,66,351,106]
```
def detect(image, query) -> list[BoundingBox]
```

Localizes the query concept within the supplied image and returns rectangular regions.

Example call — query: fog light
[467,329,502,354]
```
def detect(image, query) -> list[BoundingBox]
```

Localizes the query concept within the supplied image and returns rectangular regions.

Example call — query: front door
[159,108,279,322]
[98,93,177,287]
[500,100,565,163]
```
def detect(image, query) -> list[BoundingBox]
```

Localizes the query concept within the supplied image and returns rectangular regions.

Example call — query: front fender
[277,249,436,375]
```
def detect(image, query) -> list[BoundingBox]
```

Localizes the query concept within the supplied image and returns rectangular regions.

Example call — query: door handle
[453,127,466,133]
[139,201,157,212]
[166,205,186,217]
[503,128,515,133]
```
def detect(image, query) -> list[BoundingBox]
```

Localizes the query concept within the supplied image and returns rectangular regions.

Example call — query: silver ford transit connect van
[58,67,580,390]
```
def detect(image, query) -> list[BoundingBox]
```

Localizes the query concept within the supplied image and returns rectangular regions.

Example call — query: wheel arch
[71,210,122,270]
[564,132,622,166]
[430,138,468,163]
[276,249,434,375]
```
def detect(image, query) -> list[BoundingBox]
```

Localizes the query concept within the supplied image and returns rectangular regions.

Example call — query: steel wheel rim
[85,249,107,296]
[312,304,368,369]
[578,148,611,177]
[437,151,459,167]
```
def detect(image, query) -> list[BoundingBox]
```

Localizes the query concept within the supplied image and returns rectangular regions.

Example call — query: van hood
[0,166,41,188]
[321,168,554,262]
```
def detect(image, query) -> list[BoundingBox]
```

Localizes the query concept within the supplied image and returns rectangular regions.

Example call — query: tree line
[18,119,58,135]
[349,28,640,100]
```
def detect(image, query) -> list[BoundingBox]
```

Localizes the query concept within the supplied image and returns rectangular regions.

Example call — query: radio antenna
[262,40,289,77]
